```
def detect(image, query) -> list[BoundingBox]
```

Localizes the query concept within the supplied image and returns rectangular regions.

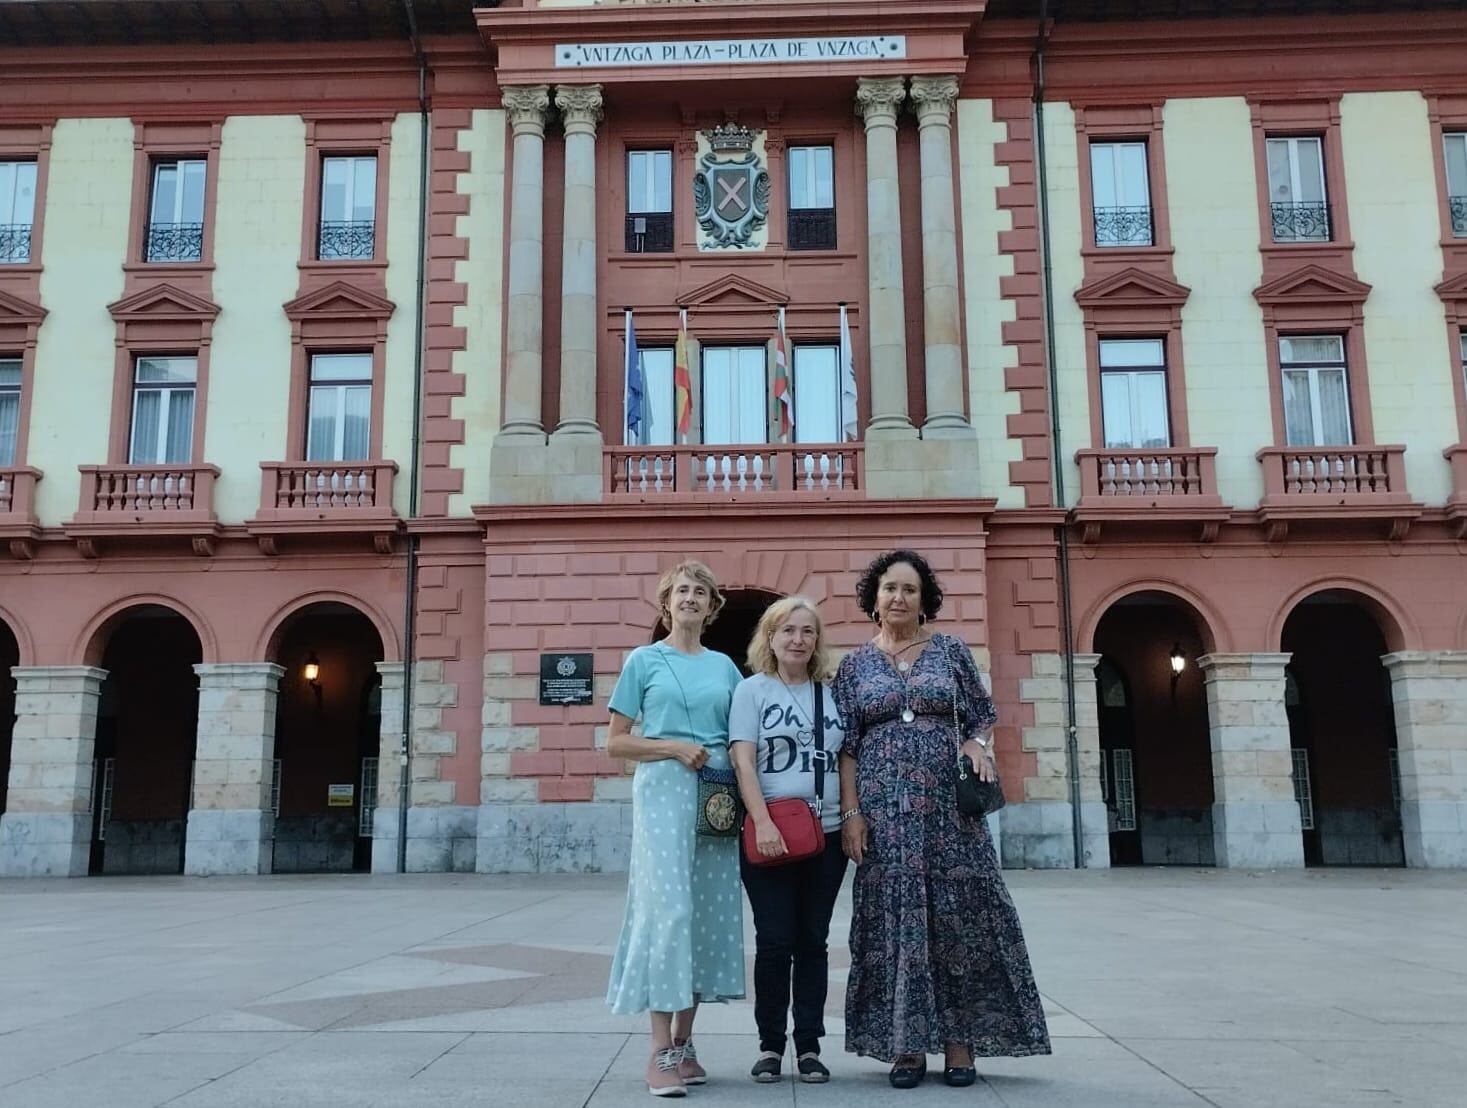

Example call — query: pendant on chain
[897,660,910,673]
[901,708,916,724]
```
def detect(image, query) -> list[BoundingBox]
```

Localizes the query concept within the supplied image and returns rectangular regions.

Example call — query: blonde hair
[655,560,726,631]
[746,596,835,683]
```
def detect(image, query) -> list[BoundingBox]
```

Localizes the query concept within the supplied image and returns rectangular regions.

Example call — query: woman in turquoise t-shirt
[606,559,746,1098]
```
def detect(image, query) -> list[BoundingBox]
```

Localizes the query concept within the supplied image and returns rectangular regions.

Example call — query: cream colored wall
[1041,101,1087,506]
[1342,91,1457,504]
[384,113,425,519]
[956,98,1023,508]
[449,109,507,516]
[29,119,133,526]
[208,116,305,523]
[1166,97,1270,508]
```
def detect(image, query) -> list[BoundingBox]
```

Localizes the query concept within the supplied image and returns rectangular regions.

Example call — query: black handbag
[948,639,1006,818]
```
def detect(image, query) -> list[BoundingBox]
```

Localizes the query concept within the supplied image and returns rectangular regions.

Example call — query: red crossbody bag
[742,683,828,867]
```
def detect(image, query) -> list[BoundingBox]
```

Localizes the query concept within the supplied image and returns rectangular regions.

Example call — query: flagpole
[624,307,636,446]
[679,307,689,446]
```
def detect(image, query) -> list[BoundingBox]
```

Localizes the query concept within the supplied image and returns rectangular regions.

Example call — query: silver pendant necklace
[877,633,929,724]
[776,672,814,726]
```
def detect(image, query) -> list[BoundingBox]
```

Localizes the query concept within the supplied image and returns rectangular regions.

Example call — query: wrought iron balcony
[318,220,376,260]
[605,443,864,499]
[1270,201,1331,243]
[145,222,204,262]
[1450,195,1467,237]
[788,207,837,251]
[0,223,32,264]
[1092,205,1154,248]
[624,212,674,253]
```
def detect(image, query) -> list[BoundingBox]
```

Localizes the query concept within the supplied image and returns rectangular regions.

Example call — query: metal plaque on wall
[539,652,595,706]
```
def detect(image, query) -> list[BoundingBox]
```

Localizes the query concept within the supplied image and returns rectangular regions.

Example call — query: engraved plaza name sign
[555,35,907,68]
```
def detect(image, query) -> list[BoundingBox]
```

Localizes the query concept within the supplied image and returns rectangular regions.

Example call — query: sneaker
[750,1050,783,1083]
[796,1053,830,1083]
[674,1039,706,1085]
[647,1046,687,1098]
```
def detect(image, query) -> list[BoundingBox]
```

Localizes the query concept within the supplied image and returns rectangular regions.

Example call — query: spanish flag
[674,308,692,442]
[772,305,792,442]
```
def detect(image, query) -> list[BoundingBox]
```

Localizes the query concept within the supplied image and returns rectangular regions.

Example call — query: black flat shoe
[888,1057,926,1089]
[944,1065,977,1087]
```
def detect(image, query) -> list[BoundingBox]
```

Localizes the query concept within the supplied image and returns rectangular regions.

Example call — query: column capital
[856,76,906,128]
[1197,652,1292,679]
[503,84,551,136]
[10,665,109,689]
[908,74,960,126]
[554,83,604,135]
[193,662,286,685]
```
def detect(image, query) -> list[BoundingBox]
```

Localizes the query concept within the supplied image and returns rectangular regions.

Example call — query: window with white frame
[626,150,674,252]
[0,161,37,264]
[1099,338,1170,449]
[306,353,372,462]
[318,155,377,260]
[631,346,676,446]
[1280,335,1352,446]
[1446,132,1467,237]
[701,346,766,445]
[129,356,197,464]
[791,344,842,443]
[1089,141,1152,247]
[0,358,20,466]
[1266,137,1330,242]
[788,145,836,250]
[146,159,207,261]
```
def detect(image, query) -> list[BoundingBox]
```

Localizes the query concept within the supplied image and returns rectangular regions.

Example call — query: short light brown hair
[656,560,726,631]
[746,596,835,683]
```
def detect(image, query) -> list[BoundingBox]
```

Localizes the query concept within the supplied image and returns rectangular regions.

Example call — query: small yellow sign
[327,784,355,807]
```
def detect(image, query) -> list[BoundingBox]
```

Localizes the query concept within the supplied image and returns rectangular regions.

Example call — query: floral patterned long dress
[832,632,1051,1062]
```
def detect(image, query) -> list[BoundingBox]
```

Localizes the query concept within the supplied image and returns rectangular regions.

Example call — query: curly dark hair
[855,549,944,622]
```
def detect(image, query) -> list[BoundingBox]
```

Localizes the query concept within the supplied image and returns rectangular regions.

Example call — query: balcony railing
[251,461,400,554]
[1260,446,1405,497]
[1444,444,1467,539]
[0,223,32,264]
[605,444,864,499]
[1092,206,1154,248]
[77,464,218,515]
[145,222,204,262]
[0,466,42,558]
[1077,448,1217,500]
[1450,196,1467,237]
[318,220,376,260]
[1270,201,1331,243]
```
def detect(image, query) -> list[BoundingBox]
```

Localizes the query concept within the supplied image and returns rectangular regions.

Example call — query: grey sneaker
[751,1050,782,1083]
[797,1053,830,1083]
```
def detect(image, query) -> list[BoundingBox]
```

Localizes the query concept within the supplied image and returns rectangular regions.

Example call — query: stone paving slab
[1,869,1465,1107]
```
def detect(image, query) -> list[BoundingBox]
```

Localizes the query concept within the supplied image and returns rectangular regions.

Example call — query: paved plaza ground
[0,868,1463,1107]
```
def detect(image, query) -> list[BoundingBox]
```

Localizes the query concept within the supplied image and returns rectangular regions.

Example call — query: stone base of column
[864,435,981,499]
[1402,803,1467,868]
[1384,651,1467,868]
[0,812,91,877]
[477,801,632,873]
[1212,801,1305,868]
[545,428,605,504]
[370,807,401,874]
[921,413,977,440]
[405,806,478,872]
[183,810,274,876]
[488,431,549,505]
[998,801,1075,868]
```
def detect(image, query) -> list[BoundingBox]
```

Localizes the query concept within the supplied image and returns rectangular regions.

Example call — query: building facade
[1,0,1466,878]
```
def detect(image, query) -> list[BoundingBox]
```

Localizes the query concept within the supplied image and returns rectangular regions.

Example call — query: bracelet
[840,808,863,824]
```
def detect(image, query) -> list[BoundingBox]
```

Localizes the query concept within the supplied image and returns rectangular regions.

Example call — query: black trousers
[739,829,849,1056]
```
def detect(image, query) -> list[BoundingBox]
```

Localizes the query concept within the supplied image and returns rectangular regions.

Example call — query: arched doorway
[270,603,385,873]
[1281,592,1403,867]
[1093,593,1214,866]
[0,618,17,824]
[92,606,203,875]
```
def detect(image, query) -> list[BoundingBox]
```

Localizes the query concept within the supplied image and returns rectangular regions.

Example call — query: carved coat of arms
[693,122,770,250]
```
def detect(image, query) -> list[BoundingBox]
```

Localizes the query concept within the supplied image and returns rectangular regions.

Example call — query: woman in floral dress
[833,549,1050,1089]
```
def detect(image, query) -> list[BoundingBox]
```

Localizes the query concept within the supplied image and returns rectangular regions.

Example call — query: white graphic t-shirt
[728,673,845,833]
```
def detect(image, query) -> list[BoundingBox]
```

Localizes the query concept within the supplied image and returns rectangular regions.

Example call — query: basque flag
[624,309,646,445]
[772,305,793,442]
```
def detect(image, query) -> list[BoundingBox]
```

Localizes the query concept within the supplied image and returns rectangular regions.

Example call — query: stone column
[553,84,603,438]
[1383,651,1467,868]
[499,84,551,437]
[370,661,405,874]
[855,77,916,440]
[184,663,283,876]
[1199,653,1305,868]
[0,666,107,877]
[908,74,972,438]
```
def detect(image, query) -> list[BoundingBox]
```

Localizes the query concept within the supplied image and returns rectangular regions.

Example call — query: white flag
[838,303,858,442]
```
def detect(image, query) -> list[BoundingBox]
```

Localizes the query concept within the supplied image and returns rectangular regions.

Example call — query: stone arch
[255,590,399,663]
[0,603,35,667]
[1268,578,1415,655]
[75,594,217,667]
[1078,579,1229,656]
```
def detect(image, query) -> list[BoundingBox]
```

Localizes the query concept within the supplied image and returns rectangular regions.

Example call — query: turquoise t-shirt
[609,643,743,747]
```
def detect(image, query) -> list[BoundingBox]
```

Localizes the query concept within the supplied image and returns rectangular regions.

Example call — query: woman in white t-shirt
[730,596,847,1085]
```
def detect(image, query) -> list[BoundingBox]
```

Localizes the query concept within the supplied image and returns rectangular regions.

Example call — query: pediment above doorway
[679,272,788,311]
